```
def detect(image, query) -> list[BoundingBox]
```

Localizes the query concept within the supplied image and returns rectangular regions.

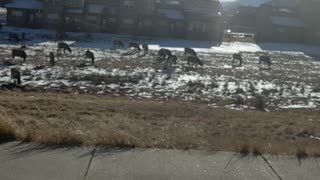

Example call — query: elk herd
[6,38,272,86]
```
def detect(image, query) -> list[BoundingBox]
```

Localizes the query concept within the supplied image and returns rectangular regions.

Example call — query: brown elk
[157,48,172,62]
[128,42,141,52]
[142,44,149,54]
[12,49,27,62]
[49,52,55,66]
[259,55,272,69]
[85,49,95,65]
[187,56,203,69]
[184,47,197,57]
[11,68,21,85]
[57,42,72,54]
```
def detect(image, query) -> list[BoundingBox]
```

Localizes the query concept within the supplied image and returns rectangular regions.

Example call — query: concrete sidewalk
[0,142,319,180]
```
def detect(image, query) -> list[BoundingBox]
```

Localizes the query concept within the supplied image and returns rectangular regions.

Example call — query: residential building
[4,0,223,41]
[298,0,320,44]
[5,0,43,28]
[256,3,305,43]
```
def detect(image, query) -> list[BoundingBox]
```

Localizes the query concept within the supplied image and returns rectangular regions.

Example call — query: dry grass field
[1,91,320,156]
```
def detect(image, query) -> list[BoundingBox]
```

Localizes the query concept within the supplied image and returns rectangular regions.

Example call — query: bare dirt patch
[0,91,320,156]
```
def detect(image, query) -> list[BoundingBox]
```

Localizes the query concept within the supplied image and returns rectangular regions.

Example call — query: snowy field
[0,26,320,110]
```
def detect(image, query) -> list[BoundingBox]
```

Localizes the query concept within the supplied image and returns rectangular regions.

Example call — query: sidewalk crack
[83,146,97,180]
[260,154,283,180]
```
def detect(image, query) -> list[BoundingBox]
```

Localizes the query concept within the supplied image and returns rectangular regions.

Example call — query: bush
[0,119,16,143]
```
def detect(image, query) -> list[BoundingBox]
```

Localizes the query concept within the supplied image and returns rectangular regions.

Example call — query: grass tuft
[296,149,308,160]
[253,147,262,157]
[0,118,16,143]
[239,145,250,157]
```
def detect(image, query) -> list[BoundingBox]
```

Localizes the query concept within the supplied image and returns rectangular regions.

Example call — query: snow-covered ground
[0,26,320,110]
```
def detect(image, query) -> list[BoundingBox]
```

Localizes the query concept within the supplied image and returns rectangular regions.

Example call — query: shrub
[0,119,16,143]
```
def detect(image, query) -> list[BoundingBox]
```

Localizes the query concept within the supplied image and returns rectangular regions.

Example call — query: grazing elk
[85,49,95,65]
[57,42,72,54]
[163,55,178,70]
[113,40,124,49]
[142,43,149,54]
[157,48,172,62]
[12,49,27,62]
[187,56,203,69]
[11,68,21,85]
[184,47,197,57]
[128,42,141,52]
[259,55,272,69]
[49,52,55,66]
[232,53,243,67]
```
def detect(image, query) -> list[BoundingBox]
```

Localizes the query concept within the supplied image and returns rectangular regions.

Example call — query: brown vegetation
[0,91,320,156]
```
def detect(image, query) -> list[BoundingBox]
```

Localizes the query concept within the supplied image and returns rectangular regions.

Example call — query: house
[184,0,222,41]
[5,0,223,41]
[153,0,185,38]
[5,0,43,28]
[255,2,305,43]
[225,6,257,33]
[299,0,320,44]
[46,0,85,32]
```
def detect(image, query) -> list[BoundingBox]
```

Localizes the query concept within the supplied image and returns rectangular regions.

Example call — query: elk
[187,56,203,69]
[259,55,272,69]
[12,49,27,62]
[128,42,141,52]
[85,49,95,65]
[11,68,21,85]
[142,44,149,54]
[163,55,178,70]
[57,42,72,54]
[184,47,197,57]
[49,52,55,66]
[157,48,172,62]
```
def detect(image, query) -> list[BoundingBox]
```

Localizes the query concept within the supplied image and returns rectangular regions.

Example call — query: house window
[11,10,23,17]
[202,24,208,32]
[189,22,209,33]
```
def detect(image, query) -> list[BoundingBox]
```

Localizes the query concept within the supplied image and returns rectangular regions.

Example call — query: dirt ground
[0,91,320,156]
